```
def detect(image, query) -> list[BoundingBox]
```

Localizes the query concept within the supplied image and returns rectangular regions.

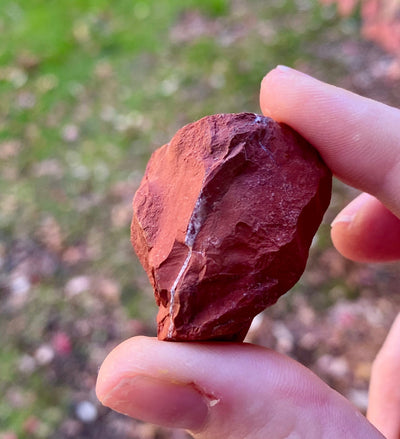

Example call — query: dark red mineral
[131,113,332,341]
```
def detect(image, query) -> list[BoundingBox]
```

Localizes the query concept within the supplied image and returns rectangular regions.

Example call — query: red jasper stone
[131,113,332,341]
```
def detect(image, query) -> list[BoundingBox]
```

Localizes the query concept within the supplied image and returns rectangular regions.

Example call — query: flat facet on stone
[131,113,332,341]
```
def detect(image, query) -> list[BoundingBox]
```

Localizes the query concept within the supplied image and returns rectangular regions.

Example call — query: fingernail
[100,375,209,431]
[275,65,313,78]
[331,192,373,227]
[331,214,355,226]
[276,64,292,72]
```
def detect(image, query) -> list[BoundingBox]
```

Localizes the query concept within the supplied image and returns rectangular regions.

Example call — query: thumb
[96,336,383,439]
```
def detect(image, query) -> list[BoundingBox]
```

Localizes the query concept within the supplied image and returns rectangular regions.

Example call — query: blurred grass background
[1,1,399,438]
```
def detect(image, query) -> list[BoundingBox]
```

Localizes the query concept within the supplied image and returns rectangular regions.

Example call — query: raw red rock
[131,113,332,341]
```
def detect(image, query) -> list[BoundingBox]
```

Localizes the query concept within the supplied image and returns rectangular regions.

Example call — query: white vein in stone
[253,113,264,124]
[167,182,208,338]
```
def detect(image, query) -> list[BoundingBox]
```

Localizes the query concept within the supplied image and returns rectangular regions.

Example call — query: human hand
[96,67,400,438]
[260,65,400,263]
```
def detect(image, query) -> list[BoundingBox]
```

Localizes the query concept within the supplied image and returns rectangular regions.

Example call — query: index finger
[260,66,400,217]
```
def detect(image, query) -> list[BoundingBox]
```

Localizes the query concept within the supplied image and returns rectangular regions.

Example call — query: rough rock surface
[131,113,332,341]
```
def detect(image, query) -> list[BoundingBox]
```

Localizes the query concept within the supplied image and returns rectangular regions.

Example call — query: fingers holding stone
[260,67,400,217]
[96,337,383,439]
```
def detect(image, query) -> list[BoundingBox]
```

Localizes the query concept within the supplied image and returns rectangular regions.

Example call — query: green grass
[0,0,345,248]
[0,343,64,438]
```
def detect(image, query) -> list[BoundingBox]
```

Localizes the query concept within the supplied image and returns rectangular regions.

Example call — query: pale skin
[96,67,400,438]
